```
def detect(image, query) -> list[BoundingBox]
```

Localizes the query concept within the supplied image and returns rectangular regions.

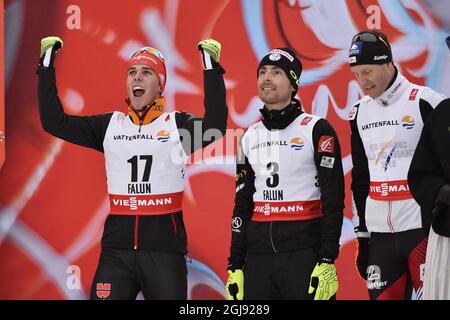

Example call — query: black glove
[435,184,450,206]
[356,237,369,280]
[432,184,450,237]
[39,36,63,69]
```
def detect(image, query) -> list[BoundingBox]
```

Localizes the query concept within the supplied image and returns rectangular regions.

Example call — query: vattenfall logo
[401,116,415,130]
[156,130,170,142]
[290,137,304,150]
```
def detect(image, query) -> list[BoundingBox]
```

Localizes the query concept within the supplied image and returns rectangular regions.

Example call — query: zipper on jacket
[134,215,139,250]
[387,201,395,232]
[129,105,151,133]
[171,214,178,234]
[269,221,277,253]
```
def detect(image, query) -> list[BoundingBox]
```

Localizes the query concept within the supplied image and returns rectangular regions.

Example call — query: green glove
[197,39,221,69]
[198,39,221,62]
[225,269,244,300]
[39,36,63,68]
[308,263,338,300]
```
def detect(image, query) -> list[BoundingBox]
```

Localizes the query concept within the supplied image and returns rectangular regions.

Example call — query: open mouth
[133,86,145,97]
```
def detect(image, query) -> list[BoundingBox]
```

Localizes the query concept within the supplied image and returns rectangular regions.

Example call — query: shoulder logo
[300,116,313,126]
[318,135,335,153]
[409,88,419,101]
[348,106,358,120]
[320,156,335,168]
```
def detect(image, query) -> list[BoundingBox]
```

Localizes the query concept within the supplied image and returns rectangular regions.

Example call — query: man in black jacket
[225,48,344,300]
[38,37,227,299]
[408,36,450,299]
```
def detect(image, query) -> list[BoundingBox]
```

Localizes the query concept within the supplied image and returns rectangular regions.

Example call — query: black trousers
[244,248,317,300]
[367,228,427,300]
[90,248,187,300]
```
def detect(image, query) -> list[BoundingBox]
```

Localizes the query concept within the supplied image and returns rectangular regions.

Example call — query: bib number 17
[127,155,153,182]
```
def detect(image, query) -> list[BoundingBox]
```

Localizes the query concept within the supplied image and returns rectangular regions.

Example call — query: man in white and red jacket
[348,30,447,300]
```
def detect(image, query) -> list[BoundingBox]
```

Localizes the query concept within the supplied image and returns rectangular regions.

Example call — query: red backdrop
[1,0,449,299]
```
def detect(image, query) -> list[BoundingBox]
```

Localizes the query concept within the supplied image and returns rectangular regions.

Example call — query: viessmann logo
[370,182,409,197]
[112,196,173,210]
[254,203,305,216]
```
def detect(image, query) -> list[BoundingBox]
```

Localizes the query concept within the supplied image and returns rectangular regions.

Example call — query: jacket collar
[126,97,165,125]
[375,68,410,107]
[260,99,303,130]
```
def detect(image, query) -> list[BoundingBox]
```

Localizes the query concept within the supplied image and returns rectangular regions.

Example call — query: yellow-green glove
[308,263,338,300]
[225,269,244,300]
[197,39,221,69]
[39,36,63,68]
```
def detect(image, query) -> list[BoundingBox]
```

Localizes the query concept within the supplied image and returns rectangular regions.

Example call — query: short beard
[260,95,279,105]
[259,93,291,109]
